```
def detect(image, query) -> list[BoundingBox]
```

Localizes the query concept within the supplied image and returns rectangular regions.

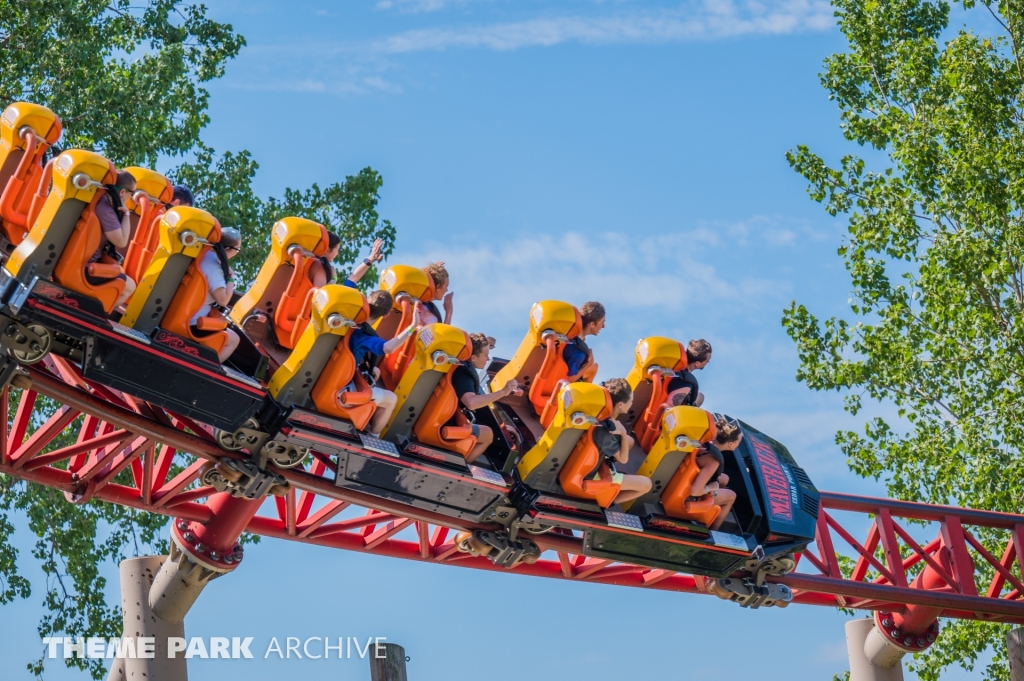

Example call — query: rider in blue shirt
[563,301,605,382]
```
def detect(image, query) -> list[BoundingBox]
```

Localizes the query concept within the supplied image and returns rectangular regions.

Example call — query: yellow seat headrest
[270,216,329,259]
[527,300,581,344]
[552,381,612,428]
[659,406,716,452]
[311,284,369,335]
[415,323,471,365]
[122,167,174,213]
[634,336,687,376]
[160,207,221,257]
[379,264,436,305]
[1,102,62,147]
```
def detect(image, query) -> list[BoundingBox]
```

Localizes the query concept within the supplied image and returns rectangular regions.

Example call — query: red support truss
[3,360,1024,623]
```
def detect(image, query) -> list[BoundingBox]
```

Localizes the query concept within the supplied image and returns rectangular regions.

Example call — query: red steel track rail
[3,359,1024,623]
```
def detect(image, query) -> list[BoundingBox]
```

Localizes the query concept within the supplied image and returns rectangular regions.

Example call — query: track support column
[1009,628,1024,681]
[105,555,188,681]
[846,618,904,681]
[370,642,409,681]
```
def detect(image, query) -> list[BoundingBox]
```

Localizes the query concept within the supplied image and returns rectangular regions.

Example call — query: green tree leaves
[0,0,244,166]
[788,0,1024,677]
[173,147,396,287]
[0,3,398,679]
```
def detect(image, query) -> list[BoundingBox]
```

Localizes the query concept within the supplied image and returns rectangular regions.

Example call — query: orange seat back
[558,430,621,508]
[661,450,720,527]
[123,200,165,283]
[492,301,582,418]
[122,169,174,284]
[634,370,671,452]
[23,159,54,238]
[413,371,478,458]
[309,334,377,431]
[274,248,318,349]
[161,244,230,357]
[530,333,573,420]
[51,193,126,314]
[624,338,688,450]
[378,296,419,390]
[0,103,63,246]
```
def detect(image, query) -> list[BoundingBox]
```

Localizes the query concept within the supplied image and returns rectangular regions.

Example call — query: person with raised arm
[421,261,453,325]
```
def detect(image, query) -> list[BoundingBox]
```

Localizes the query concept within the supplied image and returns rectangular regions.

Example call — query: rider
[191,227,242,362]
[92,169,138,310]
[563,301,604,382]
[170,185,194,208]
[475,335,496,392]
[691,415,739,531]
[347,290,417,438]
[308,232,342,289]
[421,261,453,325]
[665,339,712,408]
[335,237,385,290]
[448,333,519,464]
[594,378,652,505]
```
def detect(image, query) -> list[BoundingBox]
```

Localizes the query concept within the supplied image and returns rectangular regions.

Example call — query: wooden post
[370,642,408,681]
[1008,628,1024,681]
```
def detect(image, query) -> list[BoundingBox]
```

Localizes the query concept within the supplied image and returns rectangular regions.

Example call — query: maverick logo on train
[0,101,819,607]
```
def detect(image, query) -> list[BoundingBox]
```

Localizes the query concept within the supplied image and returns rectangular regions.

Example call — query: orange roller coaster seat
[626,406,719,526]
[46,160,127,314]
[625,337,687,452]
[160,232,232,358]
[661,451,720,527]
[0,102,63,246]
[308,310,377,431]
[491,300,582,418]
[376,265,436,391]
[269,285,372,430]
[122,167,174,283]
[412,337,476,459]
[274,234,328,349]
[229,216,329,349]
[557,390,620,508]
[517,381,611,492]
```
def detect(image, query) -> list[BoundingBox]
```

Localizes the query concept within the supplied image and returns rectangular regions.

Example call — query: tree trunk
[1008,628,1024,681]
[369,642,408,681]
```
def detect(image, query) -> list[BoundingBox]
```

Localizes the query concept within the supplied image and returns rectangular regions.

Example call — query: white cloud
[377,0,484,12]
[389,218,804,370]
[373,1,834,54]
[230,1,834,93]
[227,75,402,95]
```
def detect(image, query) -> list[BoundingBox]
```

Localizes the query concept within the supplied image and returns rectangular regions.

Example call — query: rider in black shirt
[448,333,520,463]
[665,339,712,408]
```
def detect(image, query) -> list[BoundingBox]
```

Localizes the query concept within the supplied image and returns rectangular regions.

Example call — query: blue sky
[0,1,990,679]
